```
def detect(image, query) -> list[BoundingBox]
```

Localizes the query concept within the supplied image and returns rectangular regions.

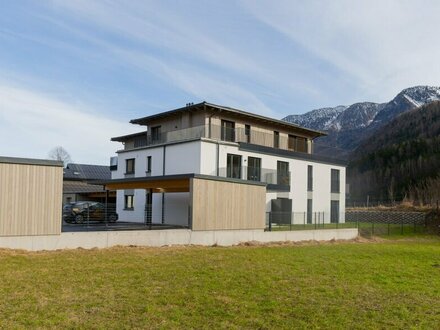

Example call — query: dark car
[63,202,118,224]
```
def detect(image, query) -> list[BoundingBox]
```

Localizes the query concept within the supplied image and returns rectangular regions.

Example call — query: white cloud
[0,81,137,164]
[241,0,440,102]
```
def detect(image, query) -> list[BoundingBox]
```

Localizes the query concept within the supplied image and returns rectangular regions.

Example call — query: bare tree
[48,146,72,167]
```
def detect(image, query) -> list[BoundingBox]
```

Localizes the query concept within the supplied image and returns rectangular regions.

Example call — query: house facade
[110,102,346,228]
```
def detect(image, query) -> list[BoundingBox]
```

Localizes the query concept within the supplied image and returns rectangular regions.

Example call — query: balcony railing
[215,167,290,186]
[127,124,309,154]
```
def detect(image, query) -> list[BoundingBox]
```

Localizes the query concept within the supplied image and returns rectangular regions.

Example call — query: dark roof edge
[111,130,148,142]
[238,143,347,167]
[91,173,266,187]
[0,156,64,167]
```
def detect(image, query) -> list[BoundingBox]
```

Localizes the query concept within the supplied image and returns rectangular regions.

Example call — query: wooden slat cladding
[0,163,63,236]
[191,178,265,231]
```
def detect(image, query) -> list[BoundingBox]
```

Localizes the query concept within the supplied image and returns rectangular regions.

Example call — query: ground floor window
[307,199,313,224]
[227,153,242,179]
[124,194,134,210]
[331,200,339,223]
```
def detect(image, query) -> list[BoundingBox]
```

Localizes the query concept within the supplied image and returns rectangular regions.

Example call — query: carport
[96,173,267,231]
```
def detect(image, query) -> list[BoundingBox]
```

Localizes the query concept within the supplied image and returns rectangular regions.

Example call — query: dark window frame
[307,165,313,191]
[151,126,161,143]
[221,120,235,142]
[226,153,242,179]
[288,134,295,150]
[277,161,289,185]
[247,156,261,181]
[146,156,152,173]
[245,124,251,143]
[331,200,340,223]
[331,169,340,193]
[125,158,135,175]
[124,195,134,210]
[274,131,280,149]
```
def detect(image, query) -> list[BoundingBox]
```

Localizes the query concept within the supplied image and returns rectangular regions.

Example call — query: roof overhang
[128,102,326,139]
[92,173,266,193]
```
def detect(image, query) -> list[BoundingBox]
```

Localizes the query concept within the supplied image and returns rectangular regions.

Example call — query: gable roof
[64,163,111,181]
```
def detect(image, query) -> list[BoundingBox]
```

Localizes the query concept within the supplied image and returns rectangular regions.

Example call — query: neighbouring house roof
[63,181,106,194]
[127,101,326,139]
[64,163,111,181]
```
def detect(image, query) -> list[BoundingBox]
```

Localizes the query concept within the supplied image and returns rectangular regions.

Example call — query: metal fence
[62,202,190,232]
[265,210,430,237]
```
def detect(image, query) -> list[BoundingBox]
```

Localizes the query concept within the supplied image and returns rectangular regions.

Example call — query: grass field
[1,238,440,329]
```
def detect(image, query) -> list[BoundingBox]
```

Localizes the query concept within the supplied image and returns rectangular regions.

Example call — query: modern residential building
[109,102,346,228]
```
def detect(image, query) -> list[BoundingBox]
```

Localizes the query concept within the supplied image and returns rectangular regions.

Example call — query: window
[307,165,313,191]
[151,126,161,143]
[296,137,308,153]
[146,156,152,173]
[277,161,289,185]
[245,124,251,143]
[226,154,242,179]
[273,131,280,148]
[307,199,313,224]
[247,157,261,181]
[331,169,340,193]
[125,158,135,174]
[221,120,235,142]
[124,195,134,210]
[331,200,339,223]
[288,135,295,150]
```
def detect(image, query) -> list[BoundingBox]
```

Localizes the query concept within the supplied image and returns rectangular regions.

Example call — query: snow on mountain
[282,85,440,158]
[282,105,347,131]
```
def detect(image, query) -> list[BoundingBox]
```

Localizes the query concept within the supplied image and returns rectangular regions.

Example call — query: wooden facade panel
[191,178,266,231]
[0,163,63,236]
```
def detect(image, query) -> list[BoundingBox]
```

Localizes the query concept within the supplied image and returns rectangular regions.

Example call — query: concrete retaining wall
[0,228,358,251]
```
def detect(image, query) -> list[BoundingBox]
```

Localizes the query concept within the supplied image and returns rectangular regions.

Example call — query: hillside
[283,86,440,158]
[348,101,440,204]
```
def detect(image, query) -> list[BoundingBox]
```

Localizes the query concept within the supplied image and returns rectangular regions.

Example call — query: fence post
[87,202,90,229]
[314,213,317,230]
[269,213,272,232]
[304,212,306,229]
[290,212,292,231]
[401,219,404,235]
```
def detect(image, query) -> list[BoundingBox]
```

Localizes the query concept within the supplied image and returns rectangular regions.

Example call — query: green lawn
[1,239,440,329]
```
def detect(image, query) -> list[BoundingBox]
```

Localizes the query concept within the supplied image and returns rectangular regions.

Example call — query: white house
[109,102,346,229]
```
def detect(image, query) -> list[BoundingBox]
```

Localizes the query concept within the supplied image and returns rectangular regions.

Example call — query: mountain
[283,86,440,158]
[348,101,440,203]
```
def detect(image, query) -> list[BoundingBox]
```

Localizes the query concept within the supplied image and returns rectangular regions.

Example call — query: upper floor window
[245,124,251,143]
[296,137,308,153]
[247,156,261,181]
[288,135,295,150]
[277,161,289,185]
[226,153,241,179]
[307,165,313,191]
[146,156,152,173]
[125,158,135,174]
[124,194,134,210]
[151,126,161,143]
[331,169,340,193]
[221,120,235,142]
[274,131,280,148]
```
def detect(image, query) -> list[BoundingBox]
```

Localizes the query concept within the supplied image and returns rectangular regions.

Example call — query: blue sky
[1,0,440,164]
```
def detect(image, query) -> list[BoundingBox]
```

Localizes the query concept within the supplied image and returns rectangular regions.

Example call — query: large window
[331,200,340,223]
[125,158,135,174]
[151,126,161,143]
[277,161,289,185]
[124,194,134,210]
[297,137,308,153]
[331,169,340,193]
[273,131,280,148]
[247,157,261,181]
[221,120,235,142]
[245,124,251,143]
[307,165,313,191]
[226,154,242,179]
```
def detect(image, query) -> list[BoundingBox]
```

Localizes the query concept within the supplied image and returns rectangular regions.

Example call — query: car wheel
[75,214,84,224]
[108,214,118,223]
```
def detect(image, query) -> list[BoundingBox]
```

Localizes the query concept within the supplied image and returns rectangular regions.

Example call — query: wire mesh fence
[265,210,431,237]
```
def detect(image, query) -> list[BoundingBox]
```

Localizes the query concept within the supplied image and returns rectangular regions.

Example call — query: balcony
[216,167,290,189]
[129,124,309,154]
